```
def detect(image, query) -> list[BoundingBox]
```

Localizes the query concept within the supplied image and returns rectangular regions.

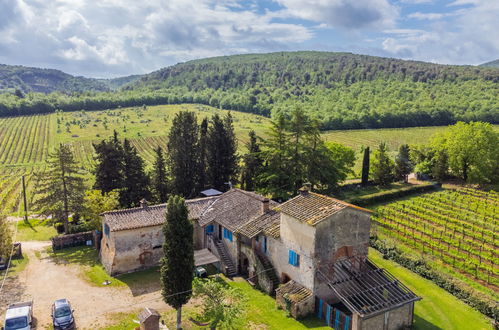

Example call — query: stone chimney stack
[261,198,270,214]
[140,198,148,208]
[299,183,311,196]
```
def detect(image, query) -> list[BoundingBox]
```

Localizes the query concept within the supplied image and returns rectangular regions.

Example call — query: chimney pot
[261,198,270,214]
[140,198,148,208]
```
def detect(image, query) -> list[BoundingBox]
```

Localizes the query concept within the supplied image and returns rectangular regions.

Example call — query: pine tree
[34,144,85,233]
[93,130,124,193]
[206,113,238,191]
[161,196,194,330]
[197,118,208,192]
[152,146,168,203]
[361,147,370,186]
[120,139,151,208]
[168,112,199,198]
[371,142,395,186]
[395,144,412,183]
[288,108,310,191]
[240,130,263,191]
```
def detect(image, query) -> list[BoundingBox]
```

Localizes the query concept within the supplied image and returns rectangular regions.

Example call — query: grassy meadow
[1,103,497,214]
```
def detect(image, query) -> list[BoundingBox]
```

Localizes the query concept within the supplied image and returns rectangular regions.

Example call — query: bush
[349,183,440,206]
[370,236,498,321]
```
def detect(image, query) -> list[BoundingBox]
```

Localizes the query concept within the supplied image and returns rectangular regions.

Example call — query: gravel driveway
[0,241,170,329]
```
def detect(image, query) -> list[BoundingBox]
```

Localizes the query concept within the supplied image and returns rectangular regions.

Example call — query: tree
[160,196,194,330]
[197,118,209,192]
[370,142,394,186]
[395,144,412,183]
[152,147,168,203]
[431,122,498,183]
[361,147,370,186]
[192,278,246,330]
[34,144,86,233]
[168,112,200,198]
[0,215,12,259]
[206,113,238,191]
[93,131,124,193]
[119,139,151,208]
[432,149,449,182]
[81,189,120,230]
[240,130,263,191]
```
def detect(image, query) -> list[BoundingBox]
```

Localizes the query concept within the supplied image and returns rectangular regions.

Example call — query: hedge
[370,236,498,321]
[348,182,441,206]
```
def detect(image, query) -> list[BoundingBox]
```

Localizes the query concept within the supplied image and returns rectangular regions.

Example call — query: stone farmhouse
[100,187,419,330]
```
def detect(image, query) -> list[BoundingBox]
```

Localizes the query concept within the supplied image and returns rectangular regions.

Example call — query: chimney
[261,198,270,214]
[299,183,311,196]
[140,198,148,208]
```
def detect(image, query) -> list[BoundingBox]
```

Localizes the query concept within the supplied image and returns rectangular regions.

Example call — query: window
[104,224,110,237]
[205,224,214,234]
[288,249,300,267]
[223,228,233,242]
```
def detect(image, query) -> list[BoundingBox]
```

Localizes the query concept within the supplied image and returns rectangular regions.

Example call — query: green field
[1,103,496,214]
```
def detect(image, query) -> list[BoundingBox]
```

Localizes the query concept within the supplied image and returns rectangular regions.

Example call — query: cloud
[0,0,314,77]
[407,12,446,20]
[274,0,399,30]
[382,0,499,65]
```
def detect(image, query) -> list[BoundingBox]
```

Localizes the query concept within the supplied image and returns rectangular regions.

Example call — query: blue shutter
[229,231,233,242]
[295,253,300,266]
[326,304,331,326]
[344,316,350,330]
[288,250,293,265]
[206,225,214,233]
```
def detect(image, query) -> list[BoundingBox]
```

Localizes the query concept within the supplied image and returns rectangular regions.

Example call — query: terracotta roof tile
[276,280,313,303]
[264,221,281,239]
[236,210,280,238]
[103,196,218,232]
[278,191,370,226]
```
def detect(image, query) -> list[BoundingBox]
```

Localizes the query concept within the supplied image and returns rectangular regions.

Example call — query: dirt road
[1,241,170,329]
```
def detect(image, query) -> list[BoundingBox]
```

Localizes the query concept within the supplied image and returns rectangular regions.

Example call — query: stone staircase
[255,250,280,293]
[214,240,237,277]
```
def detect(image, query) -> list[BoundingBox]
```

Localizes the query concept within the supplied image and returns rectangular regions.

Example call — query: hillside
[0,64,112,94]
[0,52,498,129]
[480,59,499,68]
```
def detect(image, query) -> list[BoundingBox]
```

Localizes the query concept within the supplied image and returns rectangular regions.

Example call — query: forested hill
[480,59,499,68]
[0,64,111,94]
[0,64,142,94]
[1,52,498,129]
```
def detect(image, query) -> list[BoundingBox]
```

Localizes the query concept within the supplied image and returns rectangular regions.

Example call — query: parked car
[194,266,208,278]
[51,299,75,330]
[2,301,33,330]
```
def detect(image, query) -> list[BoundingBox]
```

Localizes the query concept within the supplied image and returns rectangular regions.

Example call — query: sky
[0,0,497,78]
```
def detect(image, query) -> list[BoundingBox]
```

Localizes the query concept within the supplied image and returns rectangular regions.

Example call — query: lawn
[0,254,29,279]
[369,249,493,330]
[13,219,57,241]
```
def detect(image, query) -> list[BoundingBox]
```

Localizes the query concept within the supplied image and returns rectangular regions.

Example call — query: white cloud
[407,12,446,20]
[274,0,399,30]
[0,0,314,77]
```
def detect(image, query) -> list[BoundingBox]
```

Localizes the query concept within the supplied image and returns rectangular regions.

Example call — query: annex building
[100,187,419,330]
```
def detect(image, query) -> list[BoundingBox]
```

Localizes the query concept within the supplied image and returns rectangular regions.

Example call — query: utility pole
[21,175,28,222]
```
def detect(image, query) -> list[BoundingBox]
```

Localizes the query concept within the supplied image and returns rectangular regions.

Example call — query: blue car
[51,299,75,330]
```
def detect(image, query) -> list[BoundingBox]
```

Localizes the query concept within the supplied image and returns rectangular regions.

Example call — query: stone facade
[353,303,414,330]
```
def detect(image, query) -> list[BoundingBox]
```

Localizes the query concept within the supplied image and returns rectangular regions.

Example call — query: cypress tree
[361,147,370,186]
[120,139,151,207]
[206,113,238,191]
[240,130,263,191]
[197,118,208,192]
[371,142,395,186]
[152,146,168,203]
[34,144,85,233]
[160,195,194,330]
[168,111,199,198]
[395,144,412,183]
[93,130,124,193]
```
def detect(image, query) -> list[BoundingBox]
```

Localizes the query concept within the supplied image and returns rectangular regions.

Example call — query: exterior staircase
[214,240,237,277]
[255,250,280,293]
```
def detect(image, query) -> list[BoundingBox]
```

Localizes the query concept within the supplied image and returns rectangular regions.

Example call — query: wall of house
[193,221,204,250]
[267,234,315,290]
[100,227,116,274]
[105,225,164,275]
[313,208,371,298]
[357,303,414,330]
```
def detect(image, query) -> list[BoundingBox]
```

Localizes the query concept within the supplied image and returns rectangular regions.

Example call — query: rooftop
[278,190,370,226]
[236,209,280,238]
[102,196,218,232]
[317,258,420,318]
[276,280,313,304]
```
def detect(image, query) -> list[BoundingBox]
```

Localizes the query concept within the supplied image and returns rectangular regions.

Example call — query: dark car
[51,299,75,330]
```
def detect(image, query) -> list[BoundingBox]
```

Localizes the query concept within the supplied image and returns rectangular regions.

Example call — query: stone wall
[358,303,414,330]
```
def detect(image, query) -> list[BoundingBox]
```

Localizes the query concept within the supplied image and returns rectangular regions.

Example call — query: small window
[104,224,110,237]
[223,228,233,242]
[288,249,300,267]
[206,224,214,234]
[153,245,162,249]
